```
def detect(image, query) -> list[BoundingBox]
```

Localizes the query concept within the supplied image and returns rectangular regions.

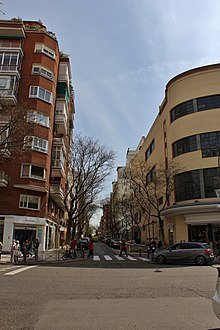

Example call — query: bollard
[81,247,85,258]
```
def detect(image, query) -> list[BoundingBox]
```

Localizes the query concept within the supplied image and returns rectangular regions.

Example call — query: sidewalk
[0,249,68,265]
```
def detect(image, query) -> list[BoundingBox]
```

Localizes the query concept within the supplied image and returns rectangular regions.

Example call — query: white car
[212,267,220,319]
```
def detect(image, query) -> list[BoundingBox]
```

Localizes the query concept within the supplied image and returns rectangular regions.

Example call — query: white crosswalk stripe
[126,255,137,261]
[138,257,150,261]
[93,256,100,261]
[104,255,113,260]
[4,265,37,276]
[114,255,126,260]
[0,265,21,272]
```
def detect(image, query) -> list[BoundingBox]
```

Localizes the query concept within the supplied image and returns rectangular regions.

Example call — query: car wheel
[195,255,206,266]
[156,255,166,264]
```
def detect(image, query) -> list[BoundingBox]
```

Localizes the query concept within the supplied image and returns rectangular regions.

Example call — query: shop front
[1,215,59,253]
[162,202,220,248]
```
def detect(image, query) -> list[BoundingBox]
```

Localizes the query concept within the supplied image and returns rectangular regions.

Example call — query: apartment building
[115,64,220,248]
[0,19,75,252]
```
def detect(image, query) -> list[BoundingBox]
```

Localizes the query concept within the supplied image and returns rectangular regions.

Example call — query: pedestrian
[10,239,16,263]
[33,238,39,261]
[70,237,77,258]
[87,239,94,258]
[14,240,20,264]
[22,240,29,263]
[119,239,128,257]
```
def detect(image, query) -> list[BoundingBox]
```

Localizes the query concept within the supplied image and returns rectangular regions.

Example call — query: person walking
[10,239,16,263]
[87,239,94,258]
[14,240,20,264]
[22,240,29,263]
[33,238,39,261]
[119,239,128,257]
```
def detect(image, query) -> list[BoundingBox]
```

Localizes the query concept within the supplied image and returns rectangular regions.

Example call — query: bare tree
[64,134,115,240]
[0,102,36,160]
[126,160,182,241]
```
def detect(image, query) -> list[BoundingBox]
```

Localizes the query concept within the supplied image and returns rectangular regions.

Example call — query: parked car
[76,238,89,250]
[110,239,121,249]
[152,242,214,266]
[212,266,220,319]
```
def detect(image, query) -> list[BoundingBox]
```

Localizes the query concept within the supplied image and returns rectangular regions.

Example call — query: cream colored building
[124,64,220,248]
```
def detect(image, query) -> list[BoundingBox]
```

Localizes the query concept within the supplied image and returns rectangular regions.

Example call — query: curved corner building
[135,64,220,247]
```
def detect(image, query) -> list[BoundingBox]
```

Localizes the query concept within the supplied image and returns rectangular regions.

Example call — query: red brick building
[0,19,75,252]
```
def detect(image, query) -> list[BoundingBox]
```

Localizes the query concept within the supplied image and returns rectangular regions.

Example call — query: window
[146,166,156,184]
[19,195,40,210]
[170,100,194,122]
[203,168,219,198]
[34,43,55,59]
[145,139,155,160]
[24,136,48,153]
[175,170,201,202]
[21,164,45,180]
[173,135,197,157]
[0,51,20,71]
[200,131,220,157]
[27,111,49,127]
[52,146,65,168]
[29,86,53,104]
[197,94,220,111]
[32,65,53,80]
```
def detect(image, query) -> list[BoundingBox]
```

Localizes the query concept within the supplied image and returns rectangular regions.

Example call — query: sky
[4,0,220,224]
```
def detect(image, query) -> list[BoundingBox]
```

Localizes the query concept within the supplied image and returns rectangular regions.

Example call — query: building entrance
[14,228,36,250]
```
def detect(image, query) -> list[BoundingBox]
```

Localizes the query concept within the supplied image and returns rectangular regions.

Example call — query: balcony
[0,171,8,187]
[0,28,25,39]
[50,183,65,210]
[51,159,65,178]
[0,89,18,105]
[54,102,68,135]
[0,64,21,75]
[58,62,71,84]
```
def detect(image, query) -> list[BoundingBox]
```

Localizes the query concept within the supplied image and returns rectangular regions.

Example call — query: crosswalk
[0,265,37,276]
[92,255,150,262]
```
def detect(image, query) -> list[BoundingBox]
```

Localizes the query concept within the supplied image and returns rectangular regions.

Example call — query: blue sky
[4,0,220,224]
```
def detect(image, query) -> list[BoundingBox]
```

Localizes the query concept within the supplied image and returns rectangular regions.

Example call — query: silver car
[152,242,214,266]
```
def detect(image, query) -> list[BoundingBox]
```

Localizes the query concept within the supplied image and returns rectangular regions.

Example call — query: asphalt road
[0,242,220,330]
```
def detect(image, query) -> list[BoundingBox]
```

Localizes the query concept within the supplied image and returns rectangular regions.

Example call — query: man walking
[119,239,128,257]
[33,238,39,261]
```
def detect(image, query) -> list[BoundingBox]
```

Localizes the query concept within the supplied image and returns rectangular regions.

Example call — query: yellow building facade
[131,64,220,248]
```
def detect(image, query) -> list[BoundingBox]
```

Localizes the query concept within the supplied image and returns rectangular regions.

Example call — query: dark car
[152,242,214,266]
[76,238,89,250]
[110,239,121,249]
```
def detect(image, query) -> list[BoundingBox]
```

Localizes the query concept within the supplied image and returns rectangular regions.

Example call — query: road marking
[0,266,21,272]
[138,257,150,261]
[127,256,137,261]
[104,255,113,260]
[4,266,36,276]
[93,256,100,261]
[114,255,126,260]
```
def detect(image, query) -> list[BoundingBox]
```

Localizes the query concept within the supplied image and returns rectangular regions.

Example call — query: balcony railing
[0,89,18,104]
[0,171,8,187]
[50,183,65,210]
[0,41,22,49]
[51,159,65,178]
[0,65,20,72]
